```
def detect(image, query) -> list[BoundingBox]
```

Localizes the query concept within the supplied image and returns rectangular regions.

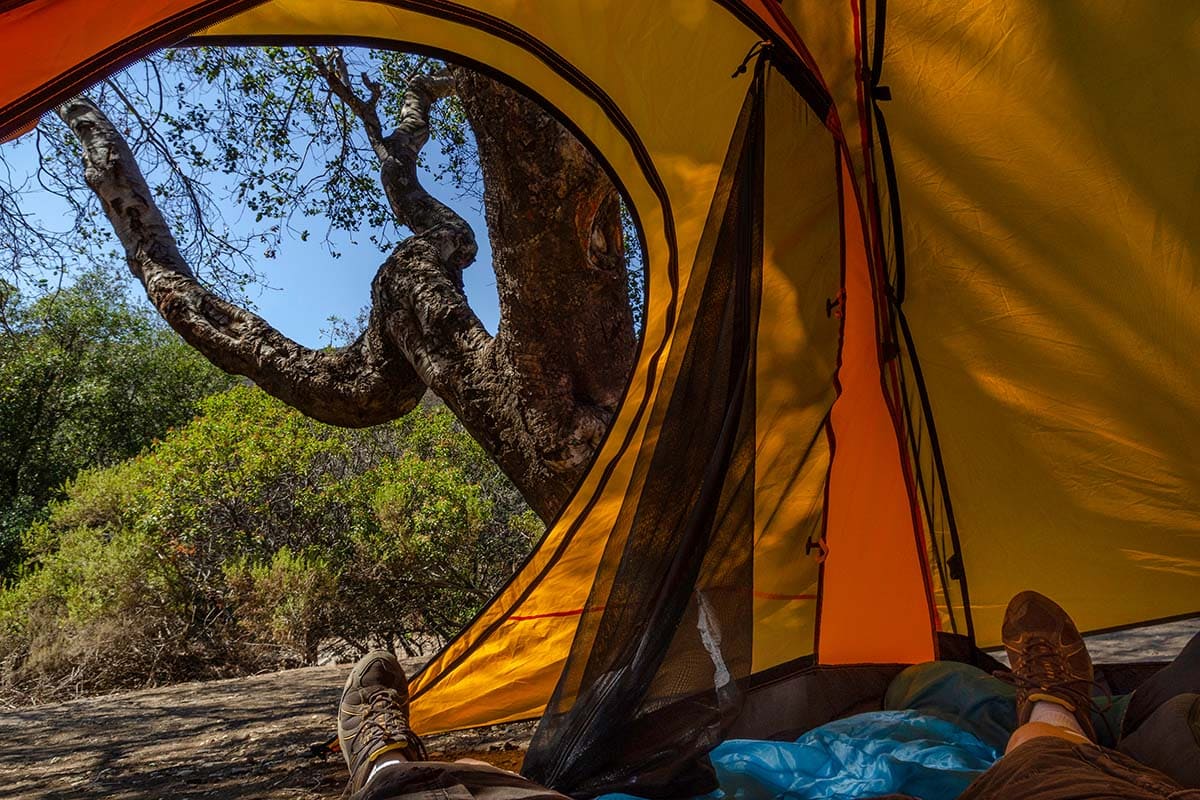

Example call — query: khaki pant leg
[958,737,1199,800]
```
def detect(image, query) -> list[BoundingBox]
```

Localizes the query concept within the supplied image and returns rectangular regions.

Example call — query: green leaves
[0,271,235,578]
[0,385,540,700]
[150,45,477,262]
[225,546,337,663]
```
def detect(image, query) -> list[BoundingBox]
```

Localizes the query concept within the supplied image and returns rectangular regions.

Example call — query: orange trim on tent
[848,0,941,637]
[0,0,265,139]
[816,153,935,666]
[508,606,608,623]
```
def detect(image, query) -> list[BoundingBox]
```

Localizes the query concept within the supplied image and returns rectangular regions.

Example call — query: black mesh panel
[521,67,766,799]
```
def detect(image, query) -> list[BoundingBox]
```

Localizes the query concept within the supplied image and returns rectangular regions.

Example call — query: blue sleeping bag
[706,711,997,800]
[596,662,1137,800]
[598,710,998,800]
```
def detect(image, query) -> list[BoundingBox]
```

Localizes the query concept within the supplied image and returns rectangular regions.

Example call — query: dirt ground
[2,656,533,800]
[4,621,1197,800]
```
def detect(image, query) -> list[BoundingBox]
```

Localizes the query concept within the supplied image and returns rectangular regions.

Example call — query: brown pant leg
[352,760,571,800]
[959,736,1200,800]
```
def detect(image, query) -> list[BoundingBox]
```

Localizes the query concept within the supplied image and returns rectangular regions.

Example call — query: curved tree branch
[308,49,474,260]
[308,54,636,517]
[309,52,511,470]
[60,51,636,522]
[55,96,425,427]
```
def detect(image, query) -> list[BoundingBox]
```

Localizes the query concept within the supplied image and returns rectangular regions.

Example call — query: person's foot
[338,650,427,793]
[1002,590,1097,740]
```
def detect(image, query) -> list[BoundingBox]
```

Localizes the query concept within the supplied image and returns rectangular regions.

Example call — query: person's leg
[959,736,1197,800]
[1118,692,1200,788]
[1121,629,1200,737]
[1106,628,1200,788]
[957,592,1199,800]
[338,650,570,800]
[1003,709,1091,753]
[353,759,570,800]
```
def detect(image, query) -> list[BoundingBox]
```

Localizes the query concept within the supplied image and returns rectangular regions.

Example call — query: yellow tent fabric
[876,0,1200,643]
[1,0,1197,774]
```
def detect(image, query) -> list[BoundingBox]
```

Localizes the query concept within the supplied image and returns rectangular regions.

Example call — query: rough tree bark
[57,53,636,520]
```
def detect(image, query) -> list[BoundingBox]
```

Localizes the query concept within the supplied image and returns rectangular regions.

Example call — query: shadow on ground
[2,663,350,799]
[1,658,534,800]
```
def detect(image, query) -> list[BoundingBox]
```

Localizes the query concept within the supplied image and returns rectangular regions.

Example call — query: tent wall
[878,0,1200,644]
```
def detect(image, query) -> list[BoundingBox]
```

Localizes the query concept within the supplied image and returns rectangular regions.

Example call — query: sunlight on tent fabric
[884,0,1200,642]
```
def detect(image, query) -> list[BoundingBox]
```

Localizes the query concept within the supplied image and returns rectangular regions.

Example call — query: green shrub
[0,524,220,705]
[0,387,542,703]
[0,271,235,577]
[225,547,338,666]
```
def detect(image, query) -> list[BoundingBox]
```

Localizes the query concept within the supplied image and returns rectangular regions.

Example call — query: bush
[0,525,220,704]
[0,387,541,704]
[0,271,235,577]
[225,547,338,666]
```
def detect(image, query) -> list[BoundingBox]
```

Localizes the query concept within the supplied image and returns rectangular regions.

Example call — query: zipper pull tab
[732,40,771,78]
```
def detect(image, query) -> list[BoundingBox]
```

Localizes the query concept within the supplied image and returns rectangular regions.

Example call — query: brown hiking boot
[338,650,427,793]
[1001,590,1096,740]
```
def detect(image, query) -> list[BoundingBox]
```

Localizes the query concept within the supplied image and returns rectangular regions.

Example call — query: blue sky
[2,126,502,349]
[242,162,500,345]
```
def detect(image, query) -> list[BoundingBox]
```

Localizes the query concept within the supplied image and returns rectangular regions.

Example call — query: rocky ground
[4,621,1196,800]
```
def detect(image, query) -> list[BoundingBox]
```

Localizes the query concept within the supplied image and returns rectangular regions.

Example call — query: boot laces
[354,690,427,760]
[995,637,1117,741]
[1022,638,1081,689]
